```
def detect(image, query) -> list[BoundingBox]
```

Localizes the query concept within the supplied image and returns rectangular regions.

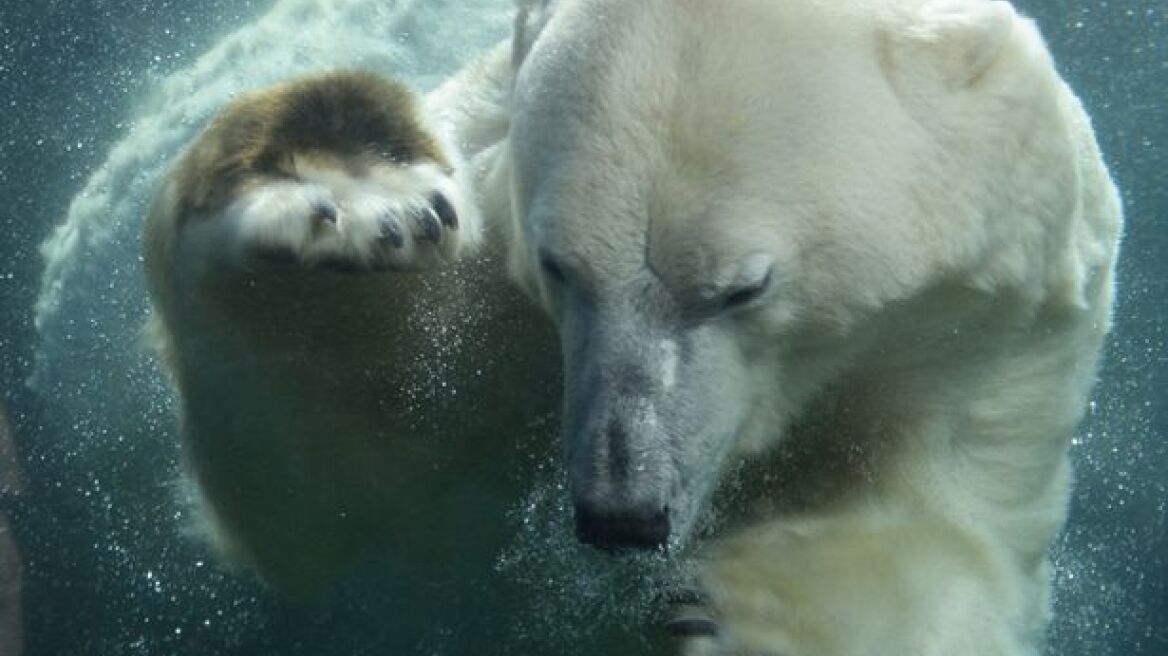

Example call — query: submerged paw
[237,165,476,273]
[660,587,720,639]
[337,185,467,270]
[376,193,459,250]
[404,194,455,245]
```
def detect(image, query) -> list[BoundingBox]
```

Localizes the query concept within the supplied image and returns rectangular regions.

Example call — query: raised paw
[171,71,483,274]
[235,160,480,273]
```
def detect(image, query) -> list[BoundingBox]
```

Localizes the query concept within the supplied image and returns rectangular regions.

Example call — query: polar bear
[144,0,1121,653]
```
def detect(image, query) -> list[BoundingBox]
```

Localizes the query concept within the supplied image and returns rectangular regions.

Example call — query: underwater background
[0,0,1163,654]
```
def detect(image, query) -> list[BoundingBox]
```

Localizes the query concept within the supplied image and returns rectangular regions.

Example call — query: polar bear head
[504,0,1083,549]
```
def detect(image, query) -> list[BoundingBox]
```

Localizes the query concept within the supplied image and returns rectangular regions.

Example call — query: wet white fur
[153,0,1120,652]
[440,0,1119,654]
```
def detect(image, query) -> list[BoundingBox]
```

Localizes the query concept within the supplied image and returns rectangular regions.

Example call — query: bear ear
[885,0,1017,90]
[512,0,557,72]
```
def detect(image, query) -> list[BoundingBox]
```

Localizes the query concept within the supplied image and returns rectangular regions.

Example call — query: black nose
[574,503,670,550]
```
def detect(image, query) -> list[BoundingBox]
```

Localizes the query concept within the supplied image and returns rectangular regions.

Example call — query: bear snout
[573,500,670,551]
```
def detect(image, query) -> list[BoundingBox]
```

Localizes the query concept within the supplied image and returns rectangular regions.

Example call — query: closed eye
[539,252,568,285]
[720,266,773,312]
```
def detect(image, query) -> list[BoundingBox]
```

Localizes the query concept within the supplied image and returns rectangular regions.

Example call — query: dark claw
[311,202,338,225]
[379,216,404,248]
[659,588,712,607]
[415,207,442,243]
[664,616,719,638]
[430,192,458,229]
[658,586,718,639]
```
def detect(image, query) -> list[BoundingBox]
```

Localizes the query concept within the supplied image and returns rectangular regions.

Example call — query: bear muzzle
[573,499,670,550]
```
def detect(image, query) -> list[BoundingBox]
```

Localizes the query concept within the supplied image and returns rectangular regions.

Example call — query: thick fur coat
[144,0,1121,653]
